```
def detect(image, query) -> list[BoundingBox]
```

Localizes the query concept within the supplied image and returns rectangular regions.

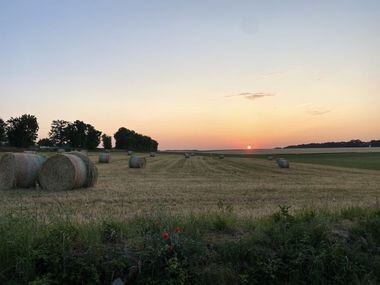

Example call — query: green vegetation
[2,206,380,284]
[255,153,380,170]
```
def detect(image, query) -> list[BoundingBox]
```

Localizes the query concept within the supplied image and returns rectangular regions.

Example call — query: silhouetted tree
[66,120,88,148]
[6,114,39,148]
[114,127,158,151]
[102,134,112,149]
[37,138,54,147]
[0,118,6,143]
[49,119,101,149]
[49,120,70,146]
[85,124,102,150]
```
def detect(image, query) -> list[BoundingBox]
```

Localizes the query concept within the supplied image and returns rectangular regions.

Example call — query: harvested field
[0,152,379,221]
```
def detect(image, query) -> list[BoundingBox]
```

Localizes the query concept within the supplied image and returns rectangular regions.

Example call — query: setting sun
[247,145,252,150]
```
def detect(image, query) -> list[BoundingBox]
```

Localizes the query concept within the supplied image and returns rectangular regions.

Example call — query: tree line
[0,114,158,151]
[285,139,380,149]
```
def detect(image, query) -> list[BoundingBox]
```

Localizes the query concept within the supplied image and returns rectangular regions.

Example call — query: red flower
[162,232,169,239]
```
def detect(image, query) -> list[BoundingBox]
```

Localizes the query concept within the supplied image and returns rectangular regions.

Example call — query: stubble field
[1,151,380,221]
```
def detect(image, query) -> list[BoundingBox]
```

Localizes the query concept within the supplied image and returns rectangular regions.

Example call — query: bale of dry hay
[128,151,133,156]
[184,153,190,158]
[219,154,224,159]
[129,156,146,168]
[38,151,98,191]
[268,156,274,161]
[99,152,110,163]
[276,158,290,168]
[150,152,156,157]
[0,153,46,190]
[57,149,65,153]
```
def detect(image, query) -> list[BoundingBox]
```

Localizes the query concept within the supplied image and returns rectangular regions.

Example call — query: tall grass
[0,206,380,284]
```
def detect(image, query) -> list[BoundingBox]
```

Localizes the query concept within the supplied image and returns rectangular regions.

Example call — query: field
[1,151,380,221]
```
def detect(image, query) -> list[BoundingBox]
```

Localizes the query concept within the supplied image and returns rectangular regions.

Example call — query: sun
[246,145,252,150]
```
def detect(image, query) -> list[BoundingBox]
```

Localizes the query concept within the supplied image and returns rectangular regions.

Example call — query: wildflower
[162,232,169,239]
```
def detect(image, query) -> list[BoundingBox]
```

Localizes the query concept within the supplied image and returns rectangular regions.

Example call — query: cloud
[227,92,275,101]
[307,110,331,116]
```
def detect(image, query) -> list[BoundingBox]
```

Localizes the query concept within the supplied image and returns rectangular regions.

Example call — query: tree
[37,138,54,147]
[49,120,70,146]
[49,119,101,149]
[6,114,39,148]
[85,124,102,150]
[114,127,129,149]
[114,127,158,151]
[0,118,6,143]
[102,134,112,149]
[66,120,88,148]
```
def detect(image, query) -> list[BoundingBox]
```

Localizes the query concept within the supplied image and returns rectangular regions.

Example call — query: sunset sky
[1,1,379,150]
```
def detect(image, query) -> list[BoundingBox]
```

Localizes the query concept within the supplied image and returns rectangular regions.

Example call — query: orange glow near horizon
[247,145,252,150]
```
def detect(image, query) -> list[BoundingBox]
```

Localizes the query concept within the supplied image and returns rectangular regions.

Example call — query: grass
[1,152,380,221]
[253,152,380,171]
[1,151,380,283]
[1,206,380,284]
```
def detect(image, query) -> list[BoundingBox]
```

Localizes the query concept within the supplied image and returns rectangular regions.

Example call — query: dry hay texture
[0,153,46,189]
[99,153,110,163]
[39,152,98,191]
[129,156,147,168]
[1,152,380,222]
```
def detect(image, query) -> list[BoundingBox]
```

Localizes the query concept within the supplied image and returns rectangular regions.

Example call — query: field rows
[1,152,380,221]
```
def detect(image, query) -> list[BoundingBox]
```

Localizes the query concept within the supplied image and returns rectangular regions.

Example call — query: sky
[0,0,379,150]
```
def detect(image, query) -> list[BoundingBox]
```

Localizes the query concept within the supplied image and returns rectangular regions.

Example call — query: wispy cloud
[307,110,331,116]
[227,92,275,101]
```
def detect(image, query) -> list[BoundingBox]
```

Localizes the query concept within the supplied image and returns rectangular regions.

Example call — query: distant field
[253,152,380,171]
[1,152,380,221]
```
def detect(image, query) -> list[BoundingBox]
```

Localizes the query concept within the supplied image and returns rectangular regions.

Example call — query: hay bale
[268,156,274,161]
[0,153,46,189]
[57,149,65,153]
[39,152,98,191]
[150,152,156,157]
[127,151,133,156]
[219,154,224,159]
[129,156,146,168]
[184,153,191,158]
[80,150,88,156]
[276,158,290,168]
[99,152,110,163]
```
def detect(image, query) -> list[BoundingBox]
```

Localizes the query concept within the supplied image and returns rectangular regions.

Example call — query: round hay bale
[150,152,156,157]
[99,152,110,163]
[39,152,98,191]
[219,154,224,159]
[268,156,274,161]
[276,158,290,169]
[0,153,46,189]
[127,151,133,156]
[129,156,146,168]
[184,153,191,158]
[57,149,65,153]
